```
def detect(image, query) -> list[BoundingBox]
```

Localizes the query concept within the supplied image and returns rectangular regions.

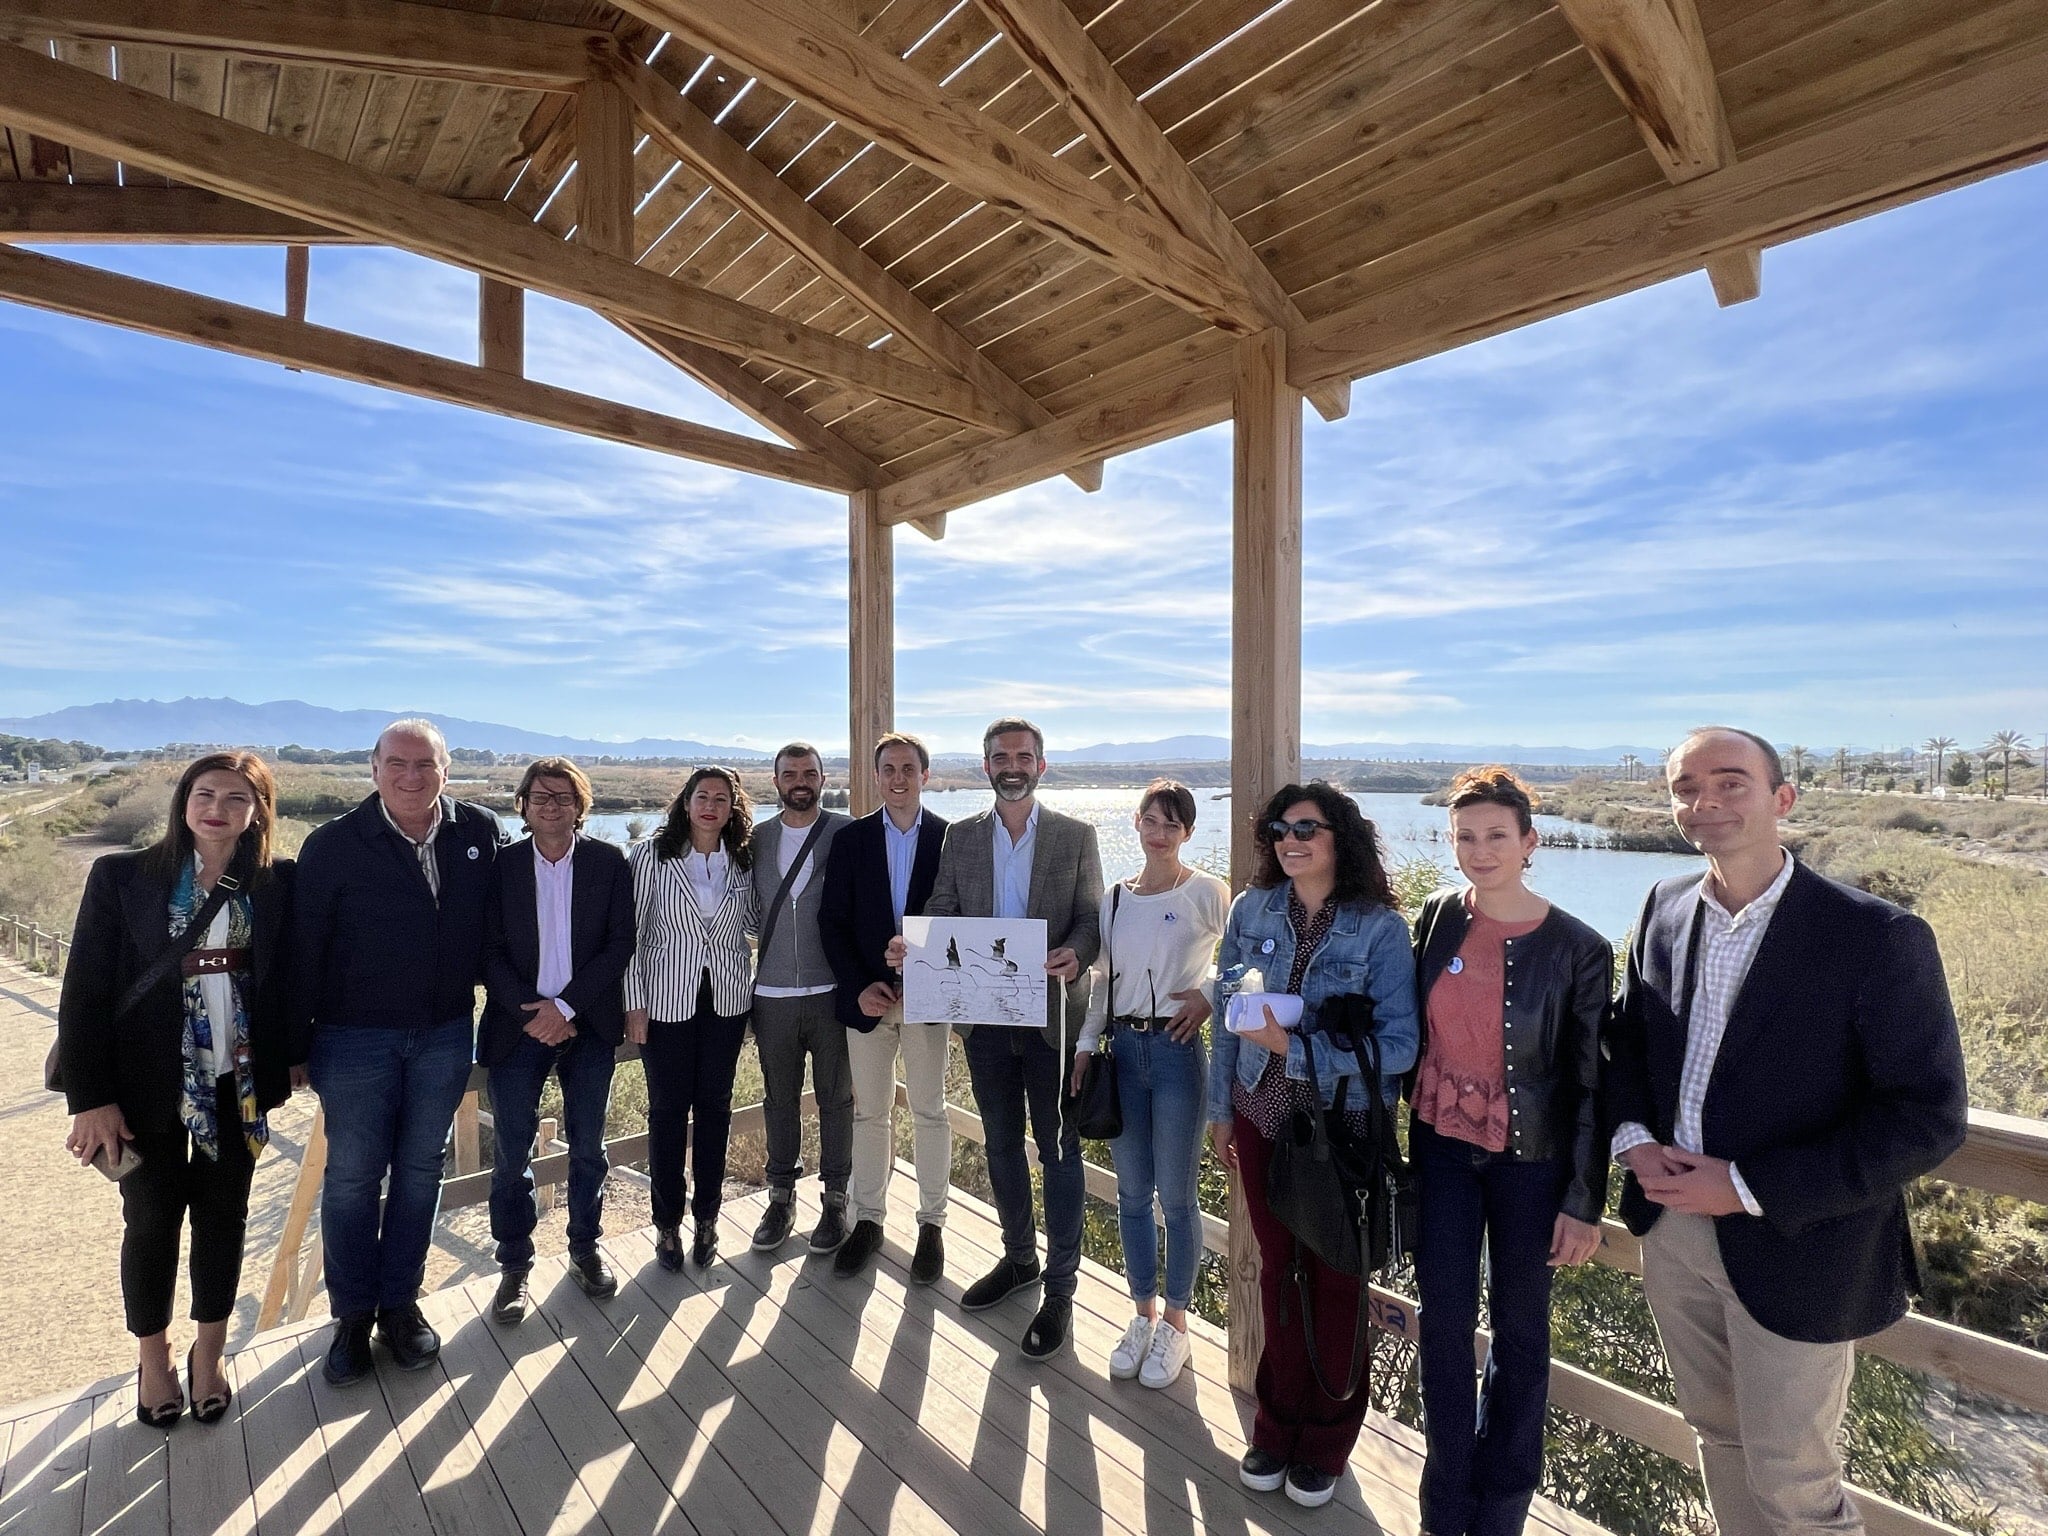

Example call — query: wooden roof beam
[1555,0,1761,306]
[0,45,1013,429]
[877,34,2048,520]
[0,0,609,91]
[968,0,1348,425]
[0,243,862,490]
[614,0,1276,335]
[0,183,367,242]
[607,55,1103,493]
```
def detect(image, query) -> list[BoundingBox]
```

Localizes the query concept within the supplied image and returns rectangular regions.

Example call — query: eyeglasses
[1266,818,1331,842]
[526,792,580,809]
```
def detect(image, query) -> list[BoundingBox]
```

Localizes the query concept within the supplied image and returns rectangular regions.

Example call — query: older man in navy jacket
[294,719,503,1387]
[1606,726,1967,1536]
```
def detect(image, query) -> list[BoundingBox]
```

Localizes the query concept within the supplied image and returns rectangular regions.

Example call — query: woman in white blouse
[624,766,758,1271]
[1073,780,1228,1388]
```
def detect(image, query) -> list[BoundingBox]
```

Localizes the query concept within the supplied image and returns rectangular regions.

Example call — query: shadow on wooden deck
[0,1179,1608,1536]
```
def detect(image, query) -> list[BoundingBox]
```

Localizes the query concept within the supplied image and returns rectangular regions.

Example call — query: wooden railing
[0,913,68,973]
[937,1092,2048,1536]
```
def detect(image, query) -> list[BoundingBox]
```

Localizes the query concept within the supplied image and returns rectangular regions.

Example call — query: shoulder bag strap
[755,818,830,961]
[1103,883,1120,1043]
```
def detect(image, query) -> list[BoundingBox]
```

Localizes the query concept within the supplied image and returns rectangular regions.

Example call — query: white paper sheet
[901,915,1048,1027]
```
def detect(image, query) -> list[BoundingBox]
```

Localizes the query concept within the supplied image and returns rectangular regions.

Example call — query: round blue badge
[1447,956,1464,975]
[1260,938,1275,955]
[467,845,481,860]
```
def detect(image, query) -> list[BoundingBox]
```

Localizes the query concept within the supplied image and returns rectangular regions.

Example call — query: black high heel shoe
[186,1348,232,1426]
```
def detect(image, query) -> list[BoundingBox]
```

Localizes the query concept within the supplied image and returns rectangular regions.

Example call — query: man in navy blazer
[479,758,635,1324]
[819,732,951,1282]
[1606,726,1967,1536]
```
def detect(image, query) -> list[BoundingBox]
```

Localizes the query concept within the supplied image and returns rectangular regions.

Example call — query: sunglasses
[1266,818,1331,842]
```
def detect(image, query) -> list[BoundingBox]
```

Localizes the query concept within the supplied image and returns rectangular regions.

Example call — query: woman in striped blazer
[624,766,758,1271]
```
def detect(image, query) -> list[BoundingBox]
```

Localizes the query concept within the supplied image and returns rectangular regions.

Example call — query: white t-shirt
[1078,869,1231,1049]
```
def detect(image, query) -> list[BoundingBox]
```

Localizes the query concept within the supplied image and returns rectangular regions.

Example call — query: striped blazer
[622,840,758,1020]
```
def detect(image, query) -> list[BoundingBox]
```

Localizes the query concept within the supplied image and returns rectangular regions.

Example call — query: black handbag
[1263,995,1414,1402]
[1070,885,1123,1140]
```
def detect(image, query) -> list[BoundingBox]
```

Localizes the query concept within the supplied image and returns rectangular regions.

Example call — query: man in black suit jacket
[479,758,635,1325]
[819,732,952,1282]
[1606,727,1967,1536]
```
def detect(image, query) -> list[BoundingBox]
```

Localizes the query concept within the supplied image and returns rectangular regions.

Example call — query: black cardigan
[1411,887,1613,1225]
[58,849,295,1131]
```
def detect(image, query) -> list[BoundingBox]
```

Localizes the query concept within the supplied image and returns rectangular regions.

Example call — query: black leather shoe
[691,1220,719,1268]
[961,1254,1041,1311]
[492,1267,532,1325]
[910,1222,945,1287]
[751,1198,795,1252]
[655,1226,685,1273]
[808,1198,851,1255]
[569,1252,618,1300]
[376,1303,441,1371]
[1284,1464,1338,1508]
[323,1315,375,1388]
[1239,1448,1287,1493]
[832,1219,884,1276]
[1019,1296,1072,1361]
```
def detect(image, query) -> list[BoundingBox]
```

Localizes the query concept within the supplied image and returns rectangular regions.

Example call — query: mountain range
[2,698,1666,766]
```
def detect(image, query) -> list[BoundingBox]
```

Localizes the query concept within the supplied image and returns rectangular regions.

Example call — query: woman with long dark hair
[58,752,296,1428]
[1410,768,1608,1536]
[624,766,758,1271]
[1208,780,1419,1508]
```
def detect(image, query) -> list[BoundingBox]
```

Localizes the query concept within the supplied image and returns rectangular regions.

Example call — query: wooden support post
[575,77,634,260]
[479,275,524,375]
[453,1088,481,1175]
[536,1116,559,1213]
[283,243,308,321]
[848,486,894,817]
[257,1104,326,1331]
[1226,326,1302,1396]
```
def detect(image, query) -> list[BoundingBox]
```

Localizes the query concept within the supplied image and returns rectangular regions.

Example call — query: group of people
[54,717,1969,1536]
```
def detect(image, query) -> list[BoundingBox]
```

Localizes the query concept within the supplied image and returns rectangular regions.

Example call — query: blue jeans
[965,1026,1082,1299]
[1413,1115,1570,1536]
[310,1021,476,1319]
[487,1030,616,1270]
[1106,1028,1207,1309]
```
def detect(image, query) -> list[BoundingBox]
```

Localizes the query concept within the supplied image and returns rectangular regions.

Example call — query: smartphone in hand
[91,1141,143,1181]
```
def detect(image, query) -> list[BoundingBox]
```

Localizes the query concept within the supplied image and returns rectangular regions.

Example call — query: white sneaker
[1108,1316,1154,1380]
[1139,1319,1189,1388]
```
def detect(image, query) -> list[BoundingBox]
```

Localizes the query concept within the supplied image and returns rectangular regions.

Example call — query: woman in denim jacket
[1208,781,1419,1509]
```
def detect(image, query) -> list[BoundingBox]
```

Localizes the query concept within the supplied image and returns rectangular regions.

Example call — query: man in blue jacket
[294,719,503,1386]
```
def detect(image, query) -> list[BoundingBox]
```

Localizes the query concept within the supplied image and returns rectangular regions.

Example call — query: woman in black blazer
[59,751,296,1429]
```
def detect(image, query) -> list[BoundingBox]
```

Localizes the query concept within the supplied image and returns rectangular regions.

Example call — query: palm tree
[1618,753,1640,783]
[1834,747,1851,789]
[1788,745,1809,784]
[1985,731,2031,797]
[1923,736,1956,790]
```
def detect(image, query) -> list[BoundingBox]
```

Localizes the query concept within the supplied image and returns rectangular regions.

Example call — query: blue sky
[1,160,2044,757]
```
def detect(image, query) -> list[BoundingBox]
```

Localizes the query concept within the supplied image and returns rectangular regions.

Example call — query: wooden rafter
[875,35,2048,522]
[0,0,608,91]
[0,44,1013,430]
[1555,0,1761,306]
[614,0,1277,335]
[0,183,359,242]
[609,55,1107,490]
[0,244,862,490]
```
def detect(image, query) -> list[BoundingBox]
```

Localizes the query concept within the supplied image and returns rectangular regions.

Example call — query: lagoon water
[561,787,1701,944]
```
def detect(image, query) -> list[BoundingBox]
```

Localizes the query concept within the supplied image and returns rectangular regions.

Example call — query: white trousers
[846,1014,953,1228]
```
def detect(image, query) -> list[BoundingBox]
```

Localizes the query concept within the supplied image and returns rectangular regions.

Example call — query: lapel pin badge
[1448,956,1464,975]
[1260,938,1275,955]
[467,845,481,860]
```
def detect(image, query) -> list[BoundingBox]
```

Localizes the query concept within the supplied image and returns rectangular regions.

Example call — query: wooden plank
[47,38,114,180]
[622,0,1278,333]
[0,0,608,91]
[290,1332,436,1536]
[0,244,865,490]
[479,275,524,375]
[575,75,633,257]
[848,486,892,816]
[1937,1106,2048,1205]
[0,183,356,242]
[0,44,1013,430]
[411,79,498,195]
[1706,245,1762,304]
[284,242,309,323]
[228,1336,346,1535]
[0,1397,94,1536]
[78,1384,167,1536]
[379,75,460,186]
[164,1359,256,1536]
[370,1305,523,1536]
[258,1105,327,1333]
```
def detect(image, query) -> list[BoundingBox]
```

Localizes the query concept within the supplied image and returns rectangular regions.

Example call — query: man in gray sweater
[749,742,854,1254]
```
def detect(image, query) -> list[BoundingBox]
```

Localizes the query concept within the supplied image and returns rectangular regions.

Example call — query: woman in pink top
[1409,768,1613,1536]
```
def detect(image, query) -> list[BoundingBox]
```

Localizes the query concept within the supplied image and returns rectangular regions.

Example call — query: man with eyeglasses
[479,758,635,1324]
[890,717,1102,1359]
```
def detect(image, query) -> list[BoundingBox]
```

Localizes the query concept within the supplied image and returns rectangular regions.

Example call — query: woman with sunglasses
[1209,782,1418,1508]
[1071,779,1228,1390]
[1409,768,1609,1536]
[58,752,296,1429]
[624,766,757,1272]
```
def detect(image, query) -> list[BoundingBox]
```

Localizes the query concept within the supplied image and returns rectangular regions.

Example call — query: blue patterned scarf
[170,861,268,1161]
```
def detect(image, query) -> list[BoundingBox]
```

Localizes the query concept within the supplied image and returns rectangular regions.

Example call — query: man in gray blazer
[749,743,854,1255]
[895,717,1102,1359]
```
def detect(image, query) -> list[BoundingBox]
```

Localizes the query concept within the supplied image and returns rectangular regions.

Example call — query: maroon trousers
[1234,1111,1373,1475]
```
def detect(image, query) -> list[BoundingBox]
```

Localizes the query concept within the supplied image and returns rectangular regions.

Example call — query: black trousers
[119,1077,256,1337]
[641,971,750,1230]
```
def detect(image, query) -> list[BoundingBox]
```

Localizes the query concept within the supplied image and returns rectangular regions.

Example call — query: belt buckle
[198,953,226,972]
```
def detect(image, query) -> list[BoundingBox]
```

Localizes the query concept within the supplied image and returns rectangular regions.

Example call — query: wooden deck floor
[0,1178,1609,1536]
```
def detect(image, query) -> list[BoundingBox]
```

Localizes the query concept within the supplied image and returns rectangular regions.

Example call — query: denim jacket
[1206,882,1420,1123]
